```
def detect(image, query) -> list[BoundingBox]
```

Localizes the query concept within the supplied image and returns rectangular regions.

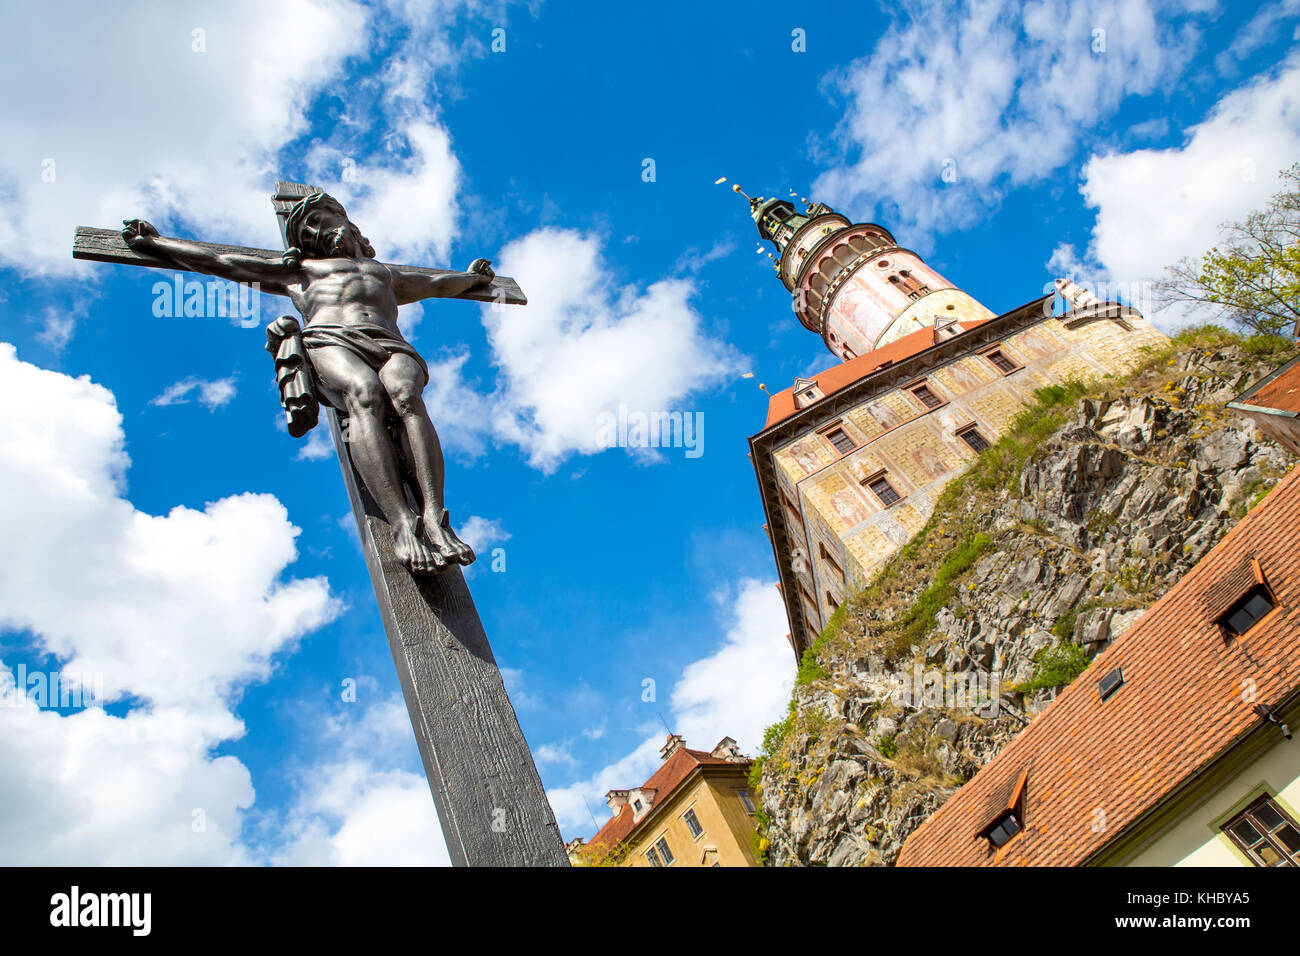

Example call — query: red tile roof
[1238,354,1300,416]
[898,465,1300,867]
[588,741,738,853]
[763,320,992,427]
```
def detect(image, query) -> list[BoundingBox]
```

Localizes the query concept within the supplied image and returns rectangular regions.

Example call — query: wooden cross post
[73,182,568,867]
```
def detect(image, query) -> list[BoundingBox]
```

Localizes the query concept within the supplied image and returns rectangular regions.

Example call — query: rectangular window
[1218,583,1275,637]
[684,808,703,839]
[780,489,800,519]
[654,836,675,865]
[985,349,1018,374]
[825,427,857,456]
[818,542,845,582]
[737,790,756,813]
[1097,667,1124,702]
[985,809,1023,848]
[646,846,662,867]
[959,427,990,453]
[799,584,818,625]
[865,474,901,507]
[911,383,942,409]
[1223,796,1300,866]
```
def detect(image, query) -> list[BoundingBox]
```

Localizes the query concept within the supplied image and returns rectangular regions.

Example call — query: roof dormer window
[1218,584,1276,637]
[979,768,1028,850]
[793,377,823,409]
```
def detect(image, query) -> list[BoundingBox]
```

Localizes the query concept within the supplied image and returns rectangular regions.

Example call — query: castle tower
[742,187,995,360]
[738,185,1171,661]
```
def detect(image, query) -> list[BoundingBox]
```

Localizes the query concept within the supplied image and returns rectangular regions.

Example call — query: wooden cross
[73,181,568,867]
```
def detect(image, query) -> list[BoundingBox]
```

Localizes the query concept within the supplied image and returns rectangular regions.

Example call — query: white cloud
[546,578,792,837]
[546,735,666,839]
[813,0,1204,238]
[273,761,450,866]
[0,683,257,865]
[334,121,463,267]
[36,301,92,353]
[458,514,510,554]
[422,348,495,459]
[0,342,342,863]
[1216,0,1300,73]
[273,693,450,866]
[484,228,745,471]
[397,300,425,342]
[500,666,541,711]
[296,428,336,462]
[0,0,371,275]
[1060,53,1300,321]
[151,376,238,410]
[535,743,577,768]
[669,579,795,751]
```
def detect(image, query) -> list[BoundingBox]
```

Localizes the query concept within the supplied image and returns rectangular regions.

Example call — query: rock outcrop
[756,337,1298,867]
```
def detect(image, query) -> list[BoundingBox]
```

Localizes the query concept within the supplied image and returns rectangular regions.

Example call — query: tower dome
[739,186,995,360]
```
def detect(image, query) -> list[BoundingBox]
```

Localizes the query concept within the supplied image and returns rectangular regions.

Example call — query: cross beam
[72,226,527,305]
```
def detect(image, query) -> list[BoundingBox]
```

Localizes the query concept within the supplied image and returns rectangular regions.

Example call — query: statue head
[283,191,376,261]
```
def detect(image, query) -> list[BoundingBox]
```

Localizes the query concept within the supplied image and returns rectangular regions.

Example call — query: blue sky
[1,0,1298,864]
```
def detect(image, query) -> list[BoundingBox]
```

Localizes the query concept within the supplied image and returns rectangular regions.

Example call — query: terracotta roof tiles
[764,323,996,428]
[1238,354,1300,416]
[898,465,1300,867]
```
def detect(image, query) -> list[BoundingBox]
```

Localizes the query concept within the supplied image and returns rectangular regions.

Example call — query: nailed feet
[392,516,447,574]
[423,508,476,568]
[392,511,475,574]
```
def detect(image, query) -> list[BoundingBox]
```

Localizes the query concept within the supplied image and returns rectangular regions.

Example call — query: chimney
[1054,277,1101,310]
[660,734,686,760]
[710,736,746,761]
[605,789,629,814]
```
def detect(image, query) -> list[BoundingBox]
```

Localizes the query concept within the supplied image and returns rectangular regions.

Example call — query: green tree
[1157,164,1300,338]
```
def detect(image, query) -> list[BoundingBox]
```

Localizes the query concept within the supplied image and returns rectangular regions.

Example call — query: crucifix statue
[74,182,568,867]
[122,191,482,573]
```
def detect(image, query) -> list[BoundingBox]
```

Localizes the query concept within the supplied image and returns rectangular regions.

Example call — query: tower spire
[732,180,992,361]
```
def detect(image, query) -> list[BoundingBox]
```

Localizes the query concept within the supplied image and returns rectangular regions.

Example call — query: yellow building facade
[572,735,761,867]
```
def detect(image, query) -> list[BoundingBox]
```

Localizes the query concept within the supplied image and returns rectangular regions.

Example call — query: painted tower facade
[743,190,1171,660]
[745,189,995,360]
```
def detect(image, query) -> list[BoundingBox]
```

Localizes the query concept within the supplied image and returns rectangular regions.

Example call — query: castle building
[897,458,1300,867]
[740,188,1170,659]
[568,735,761,867]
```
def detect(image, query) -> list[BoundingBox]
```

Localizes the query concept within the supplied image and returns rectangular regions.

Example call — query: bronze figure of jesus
[121,192,491,574]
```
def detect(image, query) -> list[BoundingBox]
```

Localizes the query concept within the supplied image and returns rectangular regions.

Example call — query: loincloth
[301,323,429,384]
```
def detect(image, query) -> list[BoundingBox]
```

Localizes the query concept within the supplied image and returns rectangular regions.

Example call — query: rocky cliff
[753,329,1299,867]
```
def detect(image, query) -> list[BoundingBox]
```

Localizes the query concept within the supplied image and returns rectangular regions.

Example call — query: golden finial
[742,372,771,396]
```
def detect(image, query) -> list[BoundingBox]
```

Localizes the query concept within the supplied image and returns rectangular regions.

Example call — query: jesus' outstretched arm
[391,257,495,305]
[121,219,300,295]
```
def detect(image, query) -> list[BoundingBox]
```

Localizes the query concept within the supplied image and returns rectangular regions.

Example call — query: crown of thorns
[284,192,349,245]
